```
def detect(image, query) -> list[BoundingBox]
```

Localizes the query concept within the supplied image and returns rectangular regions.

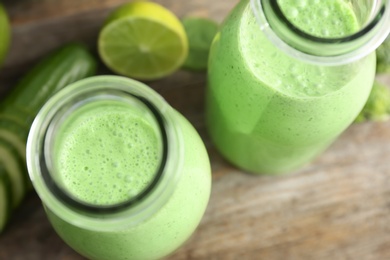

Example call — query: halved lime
[0,4,10,67]
[98,1,188,80]
[182,17,219,71]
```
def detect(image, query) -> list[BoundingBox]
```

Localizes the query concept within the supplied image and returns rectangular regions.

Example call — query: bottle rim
[41,93,168,214]
[26,75,184,231]
[251,0,390,65]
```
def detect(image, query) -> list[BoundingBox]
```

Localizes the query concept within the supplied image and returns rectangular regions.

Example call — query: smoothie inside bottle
[277,0,360,38]
[47,92,165,208]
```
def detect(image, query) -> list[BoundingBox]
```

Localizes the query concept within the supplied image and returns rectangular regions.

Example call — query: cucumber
[0,138,26,208]
[0,105,34,127]
[0,43,97,121]
[0,118,31,191]
[0,164,12,233]
[0,118,27,161]
[0,118,33,192]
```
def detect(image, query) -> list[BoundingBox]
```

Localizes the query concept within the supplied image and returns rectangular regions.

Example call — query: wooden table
[1,0,390,259]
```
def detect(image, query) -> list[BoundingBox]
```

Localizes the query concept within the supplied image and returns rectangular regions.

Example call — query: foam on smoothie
[240,0,360,97]
[53,99,163,206]
[278,0,359,38]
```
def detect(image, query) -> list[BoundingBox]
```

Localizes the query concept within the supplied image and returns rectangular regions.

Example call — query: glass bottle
[206,0,390,174]
[27,76,211,260]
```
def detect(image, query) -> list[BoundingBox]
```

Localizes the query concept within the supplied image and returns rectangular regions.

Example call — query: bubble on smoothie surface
[54,101,162,206]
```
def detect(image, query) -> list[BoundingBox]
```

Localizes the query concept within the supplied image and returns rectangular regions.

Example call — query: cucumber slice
[0,118,27,161]
[0,138,26,208]
[0,118,31,191]
[0,164,12,233]
[0,105,34,127]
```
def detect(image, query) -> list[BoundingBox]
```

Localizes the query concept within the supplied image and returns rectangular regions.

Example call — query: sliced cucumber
[0,118,31,192]
[0,118,27,161]
[0,139,26,208]
[0,105,34,127]
[0,164,12,233]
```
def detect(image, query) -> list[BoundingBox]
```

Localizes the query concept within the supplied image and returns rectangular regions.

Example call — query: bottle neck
[251,0,390,65]
[27,76,184,231]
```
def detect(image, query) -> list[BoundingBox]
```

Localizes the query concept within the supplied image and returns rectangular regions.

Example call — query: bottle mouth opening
[40,90,168,214]
[268,0,385,43]
[252,0,390,65]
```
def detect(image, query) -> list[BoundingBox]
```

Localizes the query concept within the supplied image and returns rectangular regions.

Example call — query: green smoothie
[53,100,163,206]
[206,0,376,174]
[27,76,211,260]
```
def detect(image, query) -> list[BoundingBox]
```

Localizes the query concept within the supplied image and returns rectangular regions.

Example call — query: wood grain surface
[1,0,390,260]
